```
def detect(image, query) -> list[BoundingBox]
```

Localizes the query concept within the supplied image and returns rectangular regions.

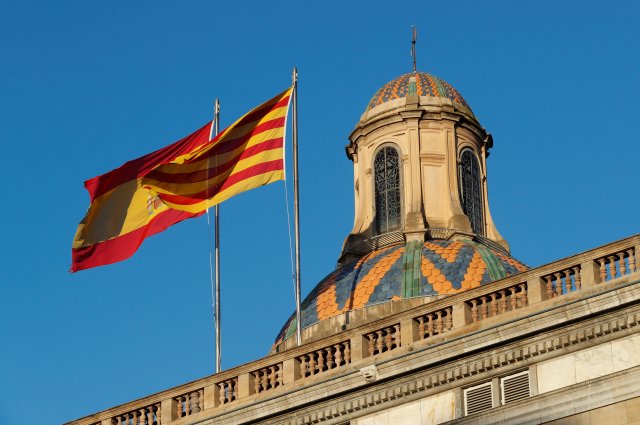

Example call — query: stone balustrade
[111,403,160,425]
[216,377,237,405]
[251,363,283,393]
[415,307,452,339]
[542,265,581,298]
[467,283,527,323]
[364,324,400,356]
[298,341,350,379]
[174,389,203,418]
[66,235,640,425]
[597,247,636,282]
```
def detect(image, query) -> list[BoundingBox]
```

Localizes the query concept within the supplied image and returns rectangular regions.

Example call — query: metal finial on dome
[411,26,417,72]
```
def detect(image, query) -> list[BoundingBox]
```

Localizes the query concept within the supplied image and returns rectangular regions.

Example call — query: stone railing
[415,307,452,340]
[112,403,160,425]
[66,235,640,425]
[597,248,636,282]
[250,362,283,394]
[216,377,237,405]
[298,341,351,379]
[174,389,203,418]
[364,323,400,356]
[466,283,527,323]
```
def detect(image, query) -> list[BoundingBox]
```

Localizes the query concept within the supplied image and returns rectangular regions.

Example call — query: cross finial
[411,26,417,72]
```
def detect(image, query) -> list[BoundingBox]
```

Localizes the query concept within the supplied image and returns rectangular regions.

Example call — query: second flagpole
[213,99,221,373]
[292,68,302,346]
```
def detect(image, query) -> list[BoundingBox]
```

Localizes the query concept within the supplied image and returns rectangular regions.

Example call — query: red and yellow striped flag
[142,88,292,213]
[72,88,292,272]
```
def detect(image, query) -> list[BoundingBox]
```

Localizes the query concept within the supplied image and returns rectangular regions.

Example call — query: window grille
[374,146,401,235]
[459,149,484,235]
[500,370,530,404]
[463,381,493,415]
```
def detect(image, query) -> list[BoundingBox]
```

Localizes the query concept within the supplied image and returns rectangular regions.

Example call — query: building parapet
[65,234,640,425]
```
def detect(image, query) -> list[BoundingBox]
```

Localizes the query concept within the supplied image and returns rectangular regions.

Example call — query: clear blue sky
[1,1,638,424]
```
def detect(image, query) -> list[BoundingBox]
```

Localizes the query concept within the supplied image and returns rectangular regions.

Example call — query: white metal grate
[464,381,493,415]
[501,370,530,405]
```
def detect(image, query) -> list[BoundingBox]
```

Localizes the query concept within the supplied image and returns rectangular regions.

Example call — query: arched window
[459,149,484,235]
[374,146,401,234]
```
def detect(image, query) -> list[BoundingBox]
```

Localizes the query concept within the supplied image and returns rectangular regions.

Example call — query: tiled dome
[367,71,470,111]
[274,239,528,346]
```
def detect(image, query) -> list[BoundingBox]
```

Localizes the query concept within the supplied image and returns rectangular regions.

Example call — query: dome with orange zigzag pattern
[273,239,528,347]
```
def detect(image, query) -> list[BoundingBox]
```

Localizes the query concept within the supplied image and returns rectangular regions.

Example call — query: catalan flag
[142,87,292,213]
[72,88,292,272]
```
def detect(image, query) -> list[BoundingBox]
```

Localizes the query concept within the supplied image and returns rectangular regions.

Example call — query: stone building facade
[66,71,640,425]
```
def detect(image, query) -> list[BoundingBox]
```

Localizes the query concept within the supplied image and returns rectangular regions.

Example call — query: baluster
[376,330,384,353]
[191,391,201,413]
[417,316,425,339]
[325,347,334,369]
[343,342,351,364]
[383,328,392,350]
[445,308,453,331]
[490,293,498,316]
[155,404,161,425]
[269,366,277,389]
[554,272,563,295]
[367,333,375,356]
[499,290,507,313]
[317,349,325,371]
[572,267,581,290]
[470,299,478,323]
[253,371,261,393]
[562,269,571,293]
[480,296,488,319]
[176,397,184,418]
[598,258,606,281]
[394,324,401,347]
[426,313,434,337]
[519,283,528,306]
[334,344,343,366]
[218,383,226,405]
[619,253,627,275]
[608,256,617,279]
[545,275,553,299]
[435,311,443,334]
[308,353,316,375]
[231,378,238,401]
[138,409,146,425]
[299,355,308,378]
[506,287,515,310]
[627,249,636,272]
[261,368,269,390]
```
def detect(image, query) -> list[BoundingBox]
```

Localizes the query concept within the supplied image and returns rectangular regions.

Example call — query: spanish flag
[72,88,292,272]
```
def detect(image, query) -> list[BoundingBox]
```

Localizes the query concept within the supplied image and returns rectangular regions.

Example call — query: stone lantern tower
[271,71,528,349]
[341,71,508,264]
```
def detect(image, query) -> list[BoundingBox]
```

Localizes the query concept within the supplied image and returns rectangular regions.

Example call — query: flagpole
[213,99,222,373]
[292,68,302,346]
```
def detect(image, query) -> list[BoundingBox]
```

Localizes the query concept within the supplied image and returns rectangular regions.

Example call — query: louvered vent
[501,371,530,404]
[464,381,493,415]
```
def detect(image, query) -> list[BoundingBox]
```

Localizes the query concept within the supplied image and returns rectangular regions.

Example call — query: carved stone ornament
[361,365,379,383]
